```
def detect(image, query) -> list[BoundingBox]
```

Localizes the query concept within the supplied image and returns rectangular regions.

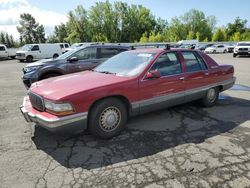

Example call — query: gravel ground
[0,53,250,188]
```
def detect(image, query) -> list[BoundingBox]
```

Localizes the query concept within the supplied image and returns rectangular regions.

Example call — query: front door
[67,47,101,73]
[0,46,8,58]
[138,52,185,114]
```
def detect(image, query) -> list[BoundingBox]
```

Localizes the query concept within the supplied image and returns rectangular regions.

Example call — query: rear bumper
[20,97,88,133]
[221,77,236,91]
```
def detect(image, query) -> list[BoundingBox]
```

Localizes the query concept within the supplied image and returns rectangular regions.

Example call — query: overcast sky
[1,0,250,39]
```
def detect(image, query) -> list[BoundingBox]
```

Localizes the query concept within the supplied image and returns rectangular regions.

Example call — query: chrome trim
[132,77,235,110]
[20,102,88,129]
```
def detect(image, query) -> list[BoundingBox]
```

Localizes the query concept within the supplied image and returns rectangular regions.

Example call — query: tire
[41,73,60,80]
[213,50,216,54]
[53,54,59,59]
[223,49,227,53]
[233,53,237,58]
[201,87,219,107]
[88,98,127,139]
[10,56,15,59]
[19,60,24,62]
[26,56,33,63]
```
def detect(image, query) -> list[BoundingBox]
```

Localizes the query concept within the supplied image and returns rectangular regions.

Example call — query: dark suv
[22,45,130,88]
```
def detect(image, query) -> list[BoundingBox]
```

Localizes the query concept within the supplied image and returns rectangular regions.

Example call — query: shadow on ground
[32,95,250,170]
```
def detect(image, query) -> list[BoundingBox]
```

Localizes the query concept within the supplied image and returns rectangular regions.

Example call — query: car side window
[31,45,39,51]
[0,46,5,51]
[150,52,182,76]
[99,48,120,58]
[181,51,207,72]
[74,48,96,60]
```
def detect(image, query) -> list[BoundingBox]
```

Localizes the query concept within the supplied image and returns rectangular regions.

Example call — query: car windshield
[238,43,250,46]
[94,51,156,77]
[57,49,77,60]
[22,44,33,51]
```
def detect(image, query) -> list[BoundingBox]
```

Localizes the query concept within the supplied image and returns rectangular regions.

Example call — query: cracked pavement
[0,54,250,188]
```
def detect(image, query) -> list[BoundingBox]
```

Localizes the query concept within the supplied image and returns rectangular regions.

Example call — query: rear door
[138,51,185,113]
[179,51,212,102]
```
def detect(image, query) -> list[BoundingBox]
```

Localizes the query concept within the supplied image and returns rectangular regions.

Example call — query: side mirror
[145,70,161,79]
[68,56,78,62]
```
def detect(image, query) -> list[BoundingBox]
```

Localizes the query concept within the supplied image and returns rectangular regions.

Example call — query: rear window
[99,48,120,58]
[181,51,207,72]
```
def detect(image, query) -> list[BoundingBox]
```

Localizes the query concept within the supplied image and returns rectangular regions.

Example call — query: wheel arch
[87,95,131,126]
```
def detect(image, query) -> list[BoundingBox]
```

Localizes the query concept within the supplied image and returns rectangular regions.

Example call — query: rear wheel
[26,55,33,63]
[41,73,61,80]
[213,50,216,53]
[233,53,237,58]
[223,49,227,53]
[201,87,219,107]
[53,54,59,59]
[88,98,127,139]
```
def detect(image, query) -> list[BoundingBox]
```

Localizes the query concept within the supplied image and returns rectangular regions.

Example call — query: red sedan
[20,47,235,138]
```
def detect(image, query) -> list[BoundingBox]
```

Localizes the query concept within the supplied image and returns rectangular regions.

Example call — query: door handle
[179,77,185,80]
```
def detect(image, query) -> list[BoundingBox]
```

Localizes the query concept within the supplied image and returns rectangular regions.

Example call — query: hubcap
[207,88,216,102]
[99,106,121,132]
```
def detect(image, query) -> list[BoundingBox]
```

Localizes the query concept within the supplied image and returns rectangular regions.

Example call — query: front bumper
[20,96,88,133]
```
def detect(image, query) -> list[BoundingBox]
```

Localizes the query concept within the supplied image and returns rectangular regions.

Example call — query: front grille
[29,92,44,111]
[16,53,25,57]
[239,48,248,51]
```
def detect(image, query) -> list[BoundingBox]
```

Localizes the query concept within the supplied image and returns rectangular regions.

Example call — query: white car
[233,42,250,57]
[204,44,227,54]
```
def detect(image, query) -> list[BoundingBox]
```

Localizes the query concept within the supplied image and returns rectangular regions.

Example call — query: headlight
[44,99,75,115]
[24,66,41,73]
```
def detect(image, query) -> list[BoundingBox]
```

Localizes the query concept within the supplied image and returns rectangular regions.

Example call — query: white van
[16,43,62,62]
[0,44,17,59]
[57,43,70,53]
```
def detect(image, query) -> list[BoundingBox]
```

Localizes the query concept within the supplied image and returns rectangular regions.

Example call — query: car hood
[26,58,65,67]
[30,71,131,100]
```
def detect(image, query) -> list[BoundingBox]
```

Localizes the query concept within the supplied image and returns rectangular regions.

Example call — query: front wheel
[233,53,237,58]
[26,56,33,63]
[201,87,219,107]
[88,98,127,139]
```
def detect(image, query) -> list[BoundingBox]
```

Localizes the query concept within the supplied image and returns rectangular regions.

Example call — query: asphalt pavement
[0,53,250,188]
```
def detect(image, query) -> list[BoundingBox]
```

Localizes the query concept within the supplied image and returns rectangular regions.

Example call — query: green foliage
[230,32,241,41]
[16,13,45,44]
[227,17,247,38]
[187,31,194,40]
[148,31,164,42]
[242,30,250,41]
[212,28,227,42]
[0,32,16,47]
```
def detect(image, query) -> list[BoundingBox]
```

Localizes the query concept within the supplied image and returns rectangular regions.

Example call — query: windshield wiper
[97,71,116,75]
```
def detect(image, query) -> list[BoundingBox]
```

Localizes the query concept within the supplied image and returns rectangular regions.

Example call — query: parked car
[233,42,250,57]
[204,44,227,53]
[197,44,214,51]
[226,43,235,53]
[0,44,17,59]
[20,47,235,138]
[22,44,130,88]
[16,43,63,62]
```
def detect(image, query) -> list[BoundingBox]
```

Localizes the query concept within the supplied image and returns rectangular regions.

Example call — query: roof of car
[127,47,200,53]
[83,44,131,49]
